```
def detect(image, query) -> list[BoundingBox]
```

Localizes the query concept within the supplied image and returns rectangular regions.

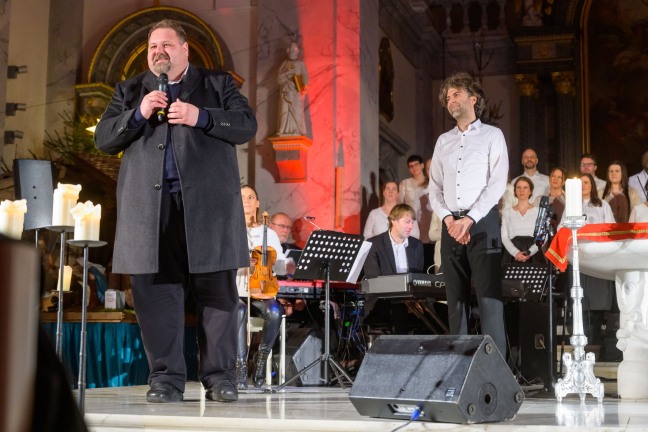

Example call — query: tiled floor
[82,381,648,432]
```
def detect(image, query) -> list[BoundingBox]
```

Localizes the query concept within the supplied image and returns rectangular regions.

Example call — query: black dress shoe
[206,380,238,402]
[146,383,183,403]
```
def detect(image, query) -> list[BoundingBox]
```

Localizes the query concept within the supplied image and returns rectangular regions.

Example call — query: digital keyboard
[361,273,445,298]
[361,272,532,301]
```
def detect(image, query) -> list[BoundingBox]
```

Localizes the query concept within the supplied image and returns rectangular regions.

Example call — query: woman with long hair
[602,160,640,223]
[235,185,289,390]
[501,177,543,264]
[545,167,566,231]
[364,180,420,239]
[581,173,615,224]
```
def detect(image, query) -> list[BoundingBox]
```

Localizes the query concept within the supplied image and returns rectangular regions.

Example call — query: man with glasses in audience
[580,153,606,197]
[269,212,300,253]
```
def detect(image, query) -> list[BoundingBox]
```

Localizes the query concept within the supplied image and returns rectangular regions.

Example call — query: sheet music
[347,241,371,283]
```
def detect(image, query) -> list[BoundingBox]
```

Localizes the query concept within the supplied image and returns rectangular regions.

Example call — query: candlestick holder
[46,224,74,360]
[554,215,604,403]
[67,239,106,415]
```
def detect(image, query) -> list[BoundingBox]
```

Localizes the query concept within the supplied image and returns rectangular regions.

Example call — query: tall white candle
[70,201,101,241]
[565,178,583,217]
[0,199,28,239]
[57,265,72,292]
[52,183,82,226]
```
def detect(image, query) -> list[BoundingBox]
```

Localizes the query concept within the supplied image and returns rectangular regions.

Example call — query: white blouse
[501,206,540,257]
[558,199,615,229]
[629,204,648,222]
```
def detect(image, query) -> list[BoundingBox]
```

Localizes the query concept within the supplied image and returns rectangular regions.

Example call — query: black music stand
[502,263,550,302]
[274,230,365,391]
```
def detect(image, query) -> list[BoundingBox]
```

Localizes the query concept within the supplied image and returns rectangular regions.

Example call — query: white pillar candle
[0,199,28,239]
[52,183,82,226]
[70,201,101,241]
[57,265,72,292]
[565,178,583,217]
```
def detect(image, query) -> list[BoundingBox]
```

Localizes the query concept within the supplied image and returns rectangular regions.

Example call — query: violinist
[235,185,291,389]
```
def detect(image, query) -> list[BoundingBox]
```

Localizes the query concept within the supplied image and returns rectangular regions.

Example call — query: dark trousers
[131,192,239,392]
[237,298,284,359]
[441,207,506,356]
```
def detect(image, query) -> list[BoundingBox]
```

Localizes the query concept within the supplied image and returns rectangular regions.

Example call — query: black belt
[451,210,470,219]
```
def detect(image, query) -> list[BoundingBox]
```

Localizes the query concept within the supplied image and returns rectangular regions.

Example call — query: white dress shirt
[389,231,410,274]
[629,170,648,203]
[428,119,509,223]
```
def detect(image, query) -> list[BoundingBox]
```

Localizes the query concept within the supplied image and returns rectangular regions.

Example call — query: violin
[248,211,279,299]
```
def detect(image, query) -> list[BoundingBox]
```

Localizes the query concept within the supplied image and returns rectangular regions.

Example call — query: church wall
[3,0,50,164]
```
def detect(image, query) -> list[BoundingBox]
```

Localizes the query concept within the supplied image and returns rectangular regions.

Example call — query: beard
[152,54,172,75]
[524,161,536,170]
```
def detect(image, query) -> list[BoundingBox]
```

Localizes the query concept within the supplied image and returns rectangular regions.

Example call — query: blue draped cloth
[42,322,198,388]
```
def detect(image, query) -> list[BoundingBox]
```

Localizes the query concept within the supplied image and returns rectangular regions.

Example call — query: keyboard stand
[403,299,449,335]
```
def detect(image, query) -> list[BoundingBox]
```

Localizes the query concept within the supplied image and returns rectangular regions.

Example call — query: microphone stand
[537,208,555,391]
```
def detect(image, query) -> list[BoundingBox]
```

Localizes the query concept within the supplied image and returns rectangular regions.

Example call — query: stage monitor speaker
[505,301,555,383]
[274,327,323,386]
[12,159,55,231]
[349,335,524,424]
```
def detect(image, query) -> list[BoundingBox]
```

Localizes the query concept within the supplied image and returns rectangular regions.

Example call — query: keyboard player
[363,204,424,333]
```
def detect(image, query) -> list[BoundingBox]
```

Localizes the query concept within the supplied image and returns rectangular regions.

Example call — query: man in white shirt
[428,72,508,356]
[579,153,606,197]
[628,150,648,204]
[511,148,549,204]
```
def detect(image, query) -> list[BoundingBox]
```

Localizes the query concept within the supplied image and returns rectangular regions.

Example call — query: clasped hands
[140,90,199,126]
[444,215,472,245]
[514,251,531,262]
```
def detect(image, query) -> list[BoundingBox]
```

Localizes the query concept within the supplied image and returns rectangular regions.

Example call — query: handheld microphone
[303,216,323,230]
[533,196,551,244]
[156,73,168,121]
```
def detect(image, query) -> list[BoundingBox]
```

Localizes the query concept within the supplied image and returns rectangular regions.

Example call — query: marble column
[0,0,11,172]
[45,0,83,136]
[551,71,577,174]
[514,73,540,177]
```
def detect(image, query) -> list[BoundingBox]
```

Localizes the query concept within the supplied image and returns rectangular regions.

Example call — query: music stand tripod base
[272,230,363,392]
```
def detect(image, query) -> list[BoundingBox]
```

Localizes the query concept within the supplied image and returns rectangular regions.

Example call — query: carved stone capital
[551,71,576,96]
[514,74,539,97]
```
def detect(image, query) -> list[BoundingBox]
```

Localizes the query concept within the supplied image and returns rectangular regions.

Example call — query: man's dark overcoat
[95,65,256,274]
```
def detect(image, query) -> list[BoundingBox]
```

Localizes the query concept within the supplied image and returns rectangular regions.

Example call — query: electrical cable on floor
[389,406,421,432]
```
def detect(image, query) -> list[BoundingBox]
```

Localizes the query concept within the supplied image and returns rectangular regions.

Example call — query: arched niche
[87,6,226,85]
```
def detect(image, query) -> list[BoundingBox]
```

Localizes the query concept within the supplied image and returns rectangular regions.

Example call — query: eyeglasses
[580,163,595,167]
[271,223,291,230]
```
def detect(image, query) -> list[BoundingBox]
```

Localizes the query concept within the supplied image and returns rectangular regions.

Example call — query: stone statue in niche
[521,0,544,27]
[276,42,309,136]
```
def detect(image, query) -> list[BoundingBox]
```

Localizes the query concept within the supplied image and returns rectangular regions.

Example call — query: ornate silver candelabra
[555,215,604,403]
